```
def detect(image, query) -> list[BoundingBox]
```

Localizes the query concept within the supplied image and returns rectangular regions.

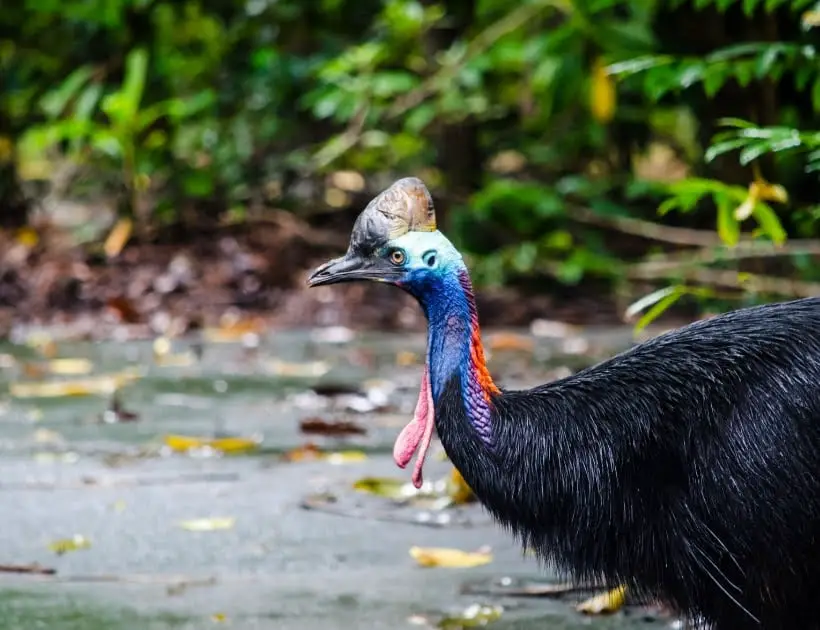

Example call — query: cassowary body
[308,178,820,629]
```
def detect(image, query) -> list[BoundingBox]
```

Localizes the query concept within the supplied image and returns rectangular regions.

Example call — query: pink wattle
[393,364,434,488]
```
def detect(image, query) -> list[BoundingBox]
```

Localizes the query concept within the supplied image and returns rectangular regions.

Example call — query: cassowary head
[308,177,477,487]
[307,177,464,305]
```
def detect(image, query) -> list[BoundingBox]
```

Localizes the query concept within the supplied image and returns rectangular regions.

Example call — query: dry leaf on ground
[409,546,493,568]
[576,585,627,614]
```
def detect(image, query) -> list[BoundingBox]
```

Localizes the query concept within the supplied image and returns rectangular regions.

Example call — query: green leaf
[705,139,750,162]
[39,66,95,119]
[118,48,149,122]
[702,65,727,97]
[627,286,686,333]
[716,117,758,129]
[752,202,787,244]
[813,78,820,113]
[738,141,774,164]
[717,198,740,246]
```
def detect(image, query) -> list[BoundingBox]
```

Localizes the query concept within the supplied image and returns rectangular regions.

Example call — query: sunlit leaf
[179,517,235,532]
[325,450,368,464]
[264,359,330,379]
[353,476,408,499]
[624,285,681,321]
[48,535,91,555]
[15,227,39,248]
[589,58,616,124]
[46,358,94,376]
[576,585,627,615]
[9,370,142,398]
[717,199,740,246]
[409,546,493,568]
[103,218,133,258]
[163,434,261,454]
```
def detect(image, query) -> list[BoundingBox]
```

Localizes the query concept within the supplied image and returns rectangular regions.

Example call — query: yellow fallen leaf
[202,316,267,343]
[448,467,475,505]
[163,434,261,454]
[353,477,408,499]
[9,370,142,398]
[46,358,94,376]
[576,585,627,615]
[325,450,367,464]
[49,534,91,555]
[396,351,420,366]
[590,57,616,124]
[409,546,493,569]
[179,517,235,532]
[103,217,133,258]
[211,613,228,623]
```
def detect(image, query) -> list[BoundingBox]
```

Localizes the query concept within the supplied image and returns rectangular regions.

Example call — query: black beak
[307,252,400,287]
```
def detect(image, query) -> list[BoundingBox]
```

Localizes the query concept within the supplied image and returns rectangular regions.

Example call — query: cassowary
[307,177,820,630]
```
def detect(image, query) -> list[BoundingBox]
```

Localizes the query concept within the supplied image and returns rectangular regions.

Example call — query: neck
[422,269,500,447]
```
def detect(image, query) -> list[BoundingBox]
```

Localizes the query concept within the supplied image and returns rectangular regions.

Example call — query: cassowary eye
[389,249,406,265]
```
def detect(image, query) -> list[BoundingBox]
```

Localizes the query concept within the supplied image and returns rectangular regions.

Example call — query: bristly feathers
[425,287,820,630]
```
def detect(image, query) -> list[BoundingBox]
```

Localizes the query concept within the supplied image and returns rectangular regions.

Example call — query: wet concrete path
[0,325,669,629]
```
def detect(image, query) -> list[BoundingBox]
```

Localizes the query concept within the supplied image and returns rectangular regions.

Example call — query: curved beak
[307,252,401,287]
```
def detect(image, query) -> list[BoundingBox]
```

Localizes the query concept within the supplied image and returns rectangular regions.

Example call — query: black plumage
[438,298,820,629]
[308,177,820,630]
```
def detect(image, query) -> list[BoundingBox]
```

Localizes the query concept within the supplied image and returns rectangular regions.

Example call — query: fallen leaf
[448,468,475,505]
[265,359,330,379]
[396,351,420,366]
[438,603,503,628]
[325,450,367,464]
[281,443,366,464]
[48,535,91,555]
[179,517,235,532]
[20,359,87,379]
[100,395,140,423]
[282,443,324,462]
[0,563,55,575]
[576,585,627,615]
[210,612,228,623]
[353,477,408,499]
[163,434,261,454]
[103,217,133,258]
[409,546,493,569]
[106,296,142,324]
[9,370,142,398]
[299,417,367,436]
[202,315,267,343]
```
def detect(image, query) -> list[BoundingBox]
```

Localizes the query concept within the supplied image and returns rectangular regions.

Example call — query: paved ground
[0,326,670,630]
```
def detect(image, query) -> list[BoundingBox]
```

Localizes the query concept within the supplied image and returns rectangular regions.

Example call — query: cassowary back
[442,297,820,629]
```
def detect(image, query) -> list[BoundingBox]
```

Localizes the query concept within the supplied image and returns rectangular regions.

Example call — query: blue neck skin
[403,267,496,447]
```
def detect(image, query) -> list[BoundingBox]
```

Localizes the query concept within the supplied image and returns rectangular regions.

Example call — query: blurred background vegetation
[1,0,819,330]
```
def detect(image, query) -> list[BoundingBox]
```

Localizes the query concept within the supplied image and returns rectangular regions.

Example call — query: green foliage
[2,0,820,323]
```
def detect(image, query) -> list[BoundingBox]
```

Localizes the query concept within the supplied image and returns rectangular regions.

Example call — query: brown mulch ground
[0,220,627,340]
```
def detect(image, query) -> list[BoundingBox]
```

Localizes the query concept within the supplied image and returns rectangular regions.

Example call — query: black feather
[434,297,820,630]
